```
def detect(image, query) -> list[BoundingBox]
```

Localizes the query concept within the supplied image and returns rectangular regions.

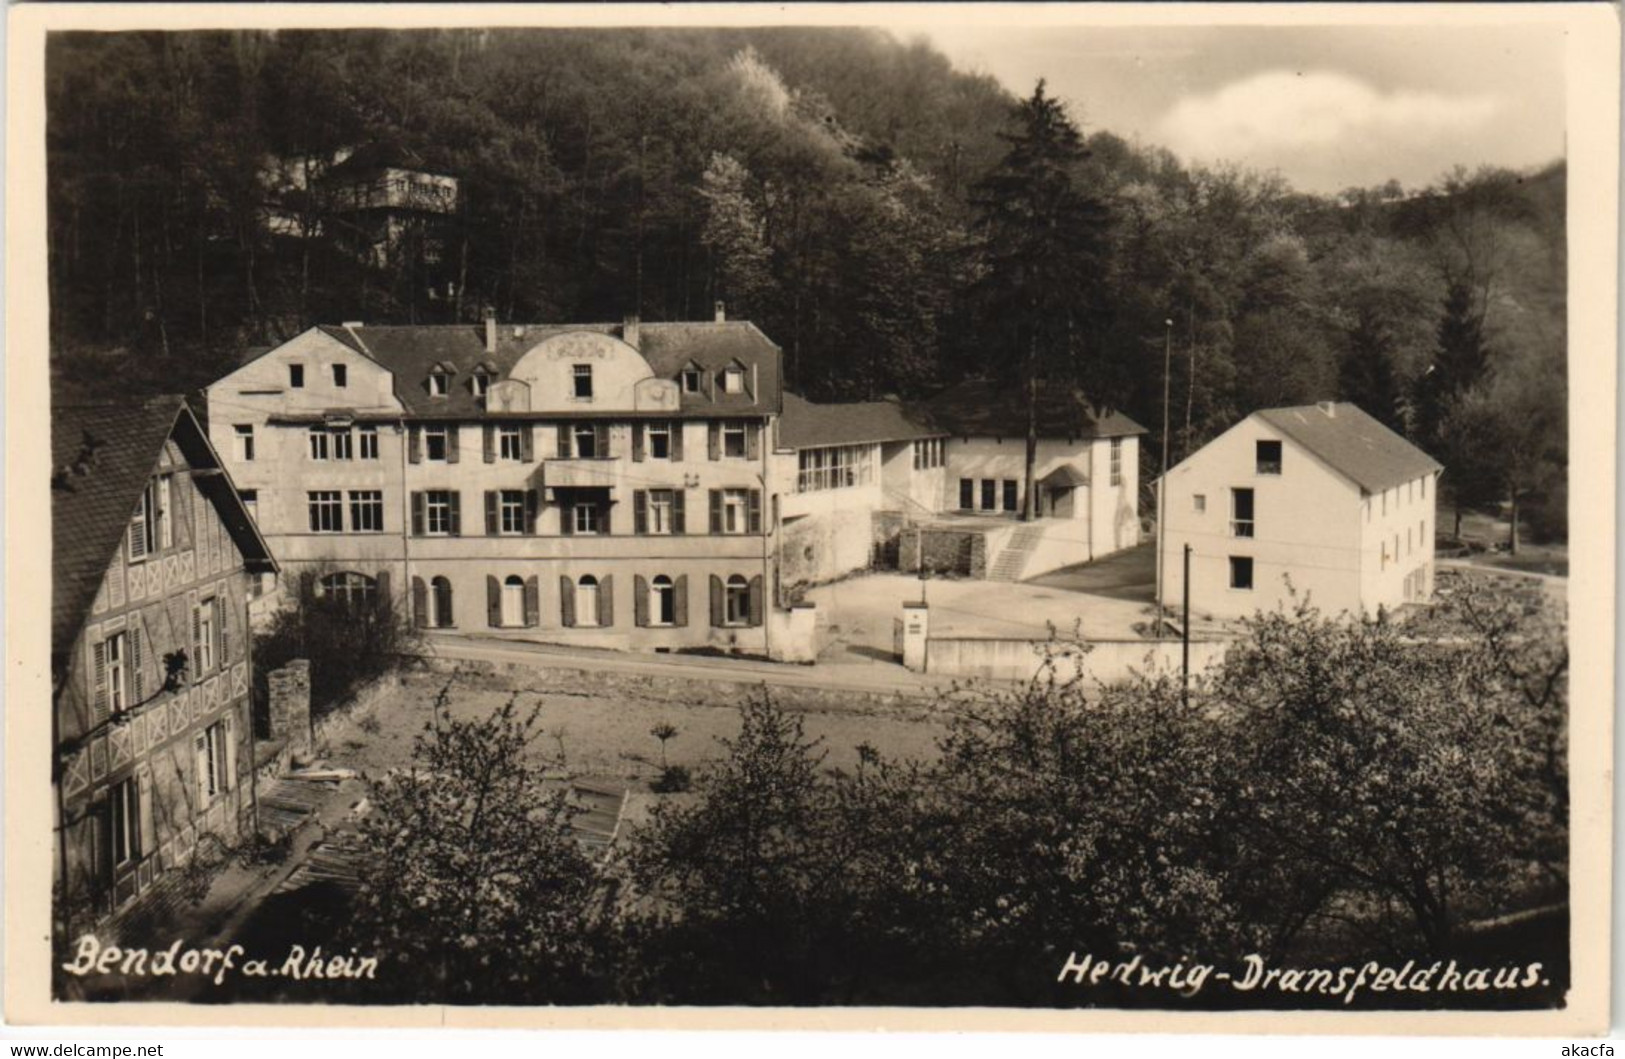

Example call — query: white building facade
[1159,401,1442,622]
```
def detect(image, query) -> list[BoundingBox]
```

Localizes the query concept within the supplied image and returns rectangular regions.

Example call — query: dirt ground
[317,672,950,789]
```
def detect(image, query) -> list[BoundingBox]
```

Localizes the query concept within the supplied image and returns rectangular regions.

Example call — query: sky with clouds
[892,24,1564,195]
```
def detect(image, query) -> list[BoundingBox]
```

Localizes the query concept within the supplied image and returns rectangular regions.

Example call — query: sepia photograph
[6,1,1616,1034]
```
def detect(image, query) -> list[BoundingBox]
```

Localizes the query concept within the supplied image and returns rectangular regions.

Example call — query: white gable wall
[1161,416,1364,621]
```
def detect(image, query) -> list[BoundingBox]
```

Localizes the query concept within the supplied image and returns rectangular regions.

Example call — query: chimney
[714,300,726,323]
[484,306,497,354]
[623,313,641,350]
[1318,401,1337,417]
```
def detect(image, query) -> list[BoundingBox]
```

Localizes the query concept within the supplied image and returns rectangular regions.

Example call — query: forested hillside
[45,28,1566,537]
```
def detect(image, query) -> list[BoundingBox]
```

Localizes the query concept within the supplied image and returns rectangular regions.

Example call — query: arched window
[650,575,675,627]
[501,575,525,628]
[431,576,453,628]
[577,575,601,628]
[724,574,750,626]
[319,572,377,609]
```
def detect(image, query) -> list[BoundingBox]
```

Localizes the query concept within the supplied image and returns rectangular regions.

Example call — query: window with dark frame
[1002,480,1018,512]
[349,490,384,533]
[234,424,255,462]
[308,490,344,532]
[289,363,304,389]
[573,364,594,399]
[572,423,598,459]
[110,777,140,866]
[980,479,996,511]
[648,422,672,459]
[959,478,974,510]
[1229,556,1254,590]
[723,423,747,458]
[680,368,702,393]
[724,574,750,625]
[332,363,348,388]
[425,491,454,535]
[499,490,527,534]
[358,426,379,460]
[498,426,523,460]
[1110,438,1123,485]
[573,502,601,535]
[1256,439,1283,475]
[1231,487,1255,538]
[424,426,449,461]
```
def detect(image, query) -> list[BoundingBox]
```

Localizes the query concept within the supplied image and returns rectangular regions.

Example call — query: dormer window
[680,368,702,394]
[428,370,449,397]
[471,371,490,398]
[722,366,745,395]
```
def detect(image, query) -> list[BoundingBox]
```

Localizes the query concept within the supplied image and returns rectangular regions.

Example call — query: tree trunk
[1509,490,1521,555]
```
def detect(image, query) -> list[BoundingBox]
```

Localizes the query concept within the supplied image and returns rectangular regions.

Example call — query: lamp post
[1156,317,1173,634]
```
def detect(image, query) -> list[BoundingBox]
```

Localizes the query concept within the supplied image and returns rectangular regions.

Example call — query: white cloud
[1156,70,1501,189]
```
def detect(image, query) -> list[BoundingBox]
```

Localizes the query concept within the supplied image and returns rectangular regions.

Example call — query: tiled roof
[313,321,782,419]
[777,392,943,449]
[922,379,1148,441]
[52,398,276,660]
[1256,402,1442,494]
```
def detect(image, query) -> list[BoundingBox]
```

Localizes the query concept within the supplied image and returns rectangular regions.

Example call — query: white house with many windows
[1159,401,1442,622]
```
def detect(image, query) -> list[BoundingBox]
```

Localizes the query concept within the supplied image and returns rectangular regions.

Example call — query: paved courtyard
[806,548,1164,663]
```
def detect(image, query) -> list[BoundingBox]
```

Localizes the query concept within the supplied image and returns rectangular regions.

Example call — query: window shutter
[524,577,540,627]
[560,577,576,627]
[446,426,461,464]
[746,422,760,460]
[376,569,391,607]
[749,575,765,627]
[673,490,687,534]
[634,575,649,628]
[128,495,148,561]
[189,593,203,676]
[194,730,210,804]
[557,424,571,458]
[675,575,689,627]
[298,572,314,604]
[670,423,684,461]
[484,491,498,535]
[748,490,763,534]
[412,577,429,628]
[520,424,535,463]
[411,492,426,536]
[215,596,228,670]
[632,423,645,462]
[408,426,422,464]
[707,422,721,461]
[709,575,724,628]
[595,423,609,457]
[709,490,722,534]
[599,575,614,627]
[137,767,156,858]
[482,425,496,463]
[224,711,239,793]
[633,491,648,535]
[130,623,145,703]
[560,502,575,536]
[525,490,539,535]
[486,576,501,627]
[92,640,109,725]
[448,492,462,536]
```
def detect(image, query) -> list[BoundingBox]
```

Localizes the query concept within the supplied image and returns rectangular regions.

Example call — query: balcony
[541,458,619,491]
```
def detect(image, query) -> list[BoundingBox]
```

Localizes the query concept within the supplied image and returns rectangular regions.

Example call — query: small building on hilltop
[52,397,277,932]
[1159,400,1442,622]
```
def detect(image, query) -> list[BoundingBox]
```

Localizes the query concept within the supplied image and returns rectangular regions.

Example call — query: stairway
[987,523,1045,582]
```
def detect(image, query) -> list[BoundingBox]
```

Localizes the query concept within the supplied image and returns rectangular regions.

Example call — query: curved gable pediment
[509,331,655,413]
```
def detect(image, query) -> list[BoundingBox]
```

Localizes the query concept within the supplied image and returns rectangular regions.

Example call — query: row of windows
[91,596,231,722]
[409,572,763,630]
[286,362,345,390]
[958,478,1021,514]
[912,438,945,470]
[307,491,385,533]
[1374,476,1429,518]
[797,445,873,493]
[311,487,763,537]
[1380,520,1429,569]
[416,362,753,401]
[399,420,761,463]
[100,715,235,877]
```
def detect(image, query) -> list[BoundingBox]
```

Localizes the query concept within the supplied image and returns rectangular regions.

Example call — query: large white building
[205,315,1146,655]
[1159,401,1442,622]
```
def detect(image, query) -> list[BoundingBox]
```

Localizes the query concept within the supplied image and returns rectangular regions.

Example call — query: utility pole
[1182,543,1192,706]
[1156,318,1173,636]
